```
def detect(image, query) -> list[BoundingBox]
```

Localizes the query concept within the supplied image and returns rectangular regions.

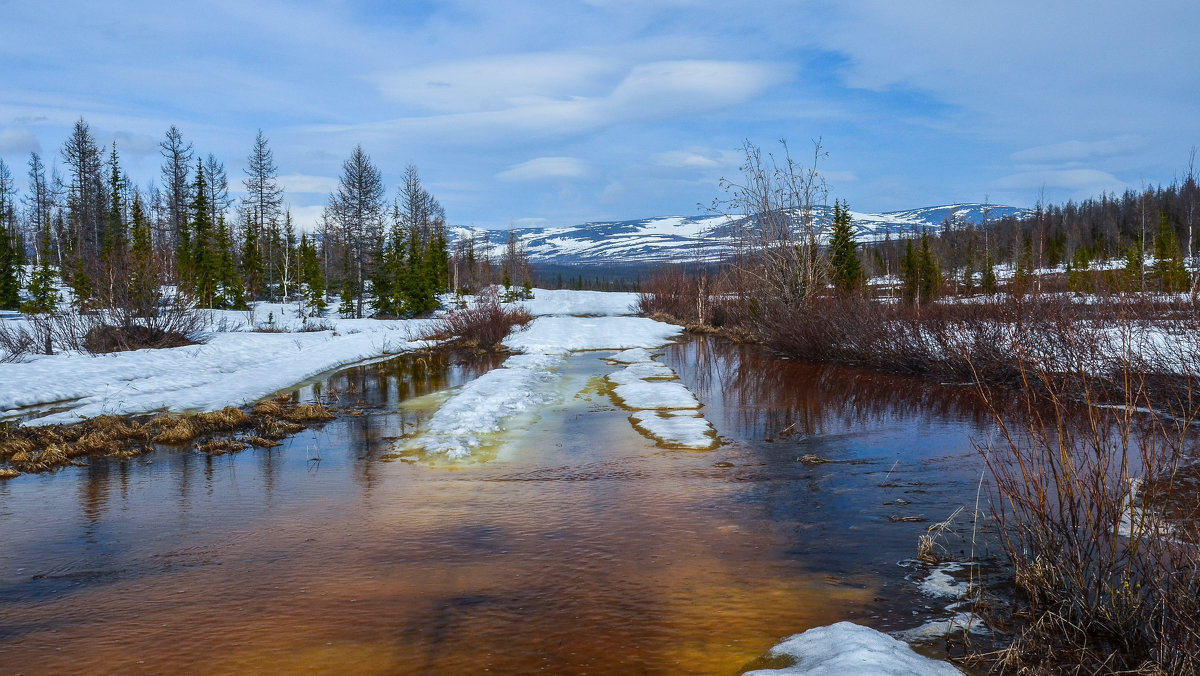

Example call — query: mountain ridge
[450,203,1032,265]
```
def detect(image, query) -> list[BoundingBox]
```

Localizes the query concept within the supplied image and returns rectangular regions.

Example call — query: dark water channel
[0,337,1000,675]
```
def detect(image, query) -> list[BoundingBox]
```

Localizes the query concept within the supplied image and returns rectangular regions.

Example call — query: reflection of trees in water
[665,336,996,440]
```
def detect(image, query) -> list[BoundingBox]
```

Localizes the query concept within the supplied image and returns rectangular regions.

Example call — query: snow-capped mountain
[450,203,1031,265]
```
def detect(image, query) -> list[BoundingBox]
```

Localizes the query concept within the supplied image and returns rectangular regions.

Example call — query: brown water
[0,338,998,675]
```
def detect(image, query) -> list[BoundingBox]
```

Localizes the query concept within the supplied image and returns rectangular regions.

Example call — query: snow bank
[1,319,433,425]
[745,622,961,675]
[629,410,716,449]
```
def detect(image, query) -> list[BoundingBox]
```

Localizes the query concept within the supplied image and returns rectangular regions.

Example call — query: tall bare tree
[159,125,193,263]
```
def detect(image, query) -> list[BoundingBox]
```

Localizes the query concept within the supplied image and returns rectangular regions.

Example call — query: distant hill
[450,203,1031,266]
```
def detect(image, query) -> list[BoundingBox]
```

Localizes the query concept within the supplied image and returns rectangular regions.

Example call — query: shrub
[426,286,533,350]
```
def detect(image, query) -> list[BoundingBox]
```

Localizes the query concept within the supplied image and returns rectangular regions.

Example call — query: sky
[1,0,1198,231]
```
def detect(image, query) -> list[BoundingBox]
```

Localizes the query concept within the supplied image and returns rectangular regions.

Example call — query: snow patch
[605,347,656,364]
[745,622,961,675]
[629,410,716,449]
[610,380,701,410]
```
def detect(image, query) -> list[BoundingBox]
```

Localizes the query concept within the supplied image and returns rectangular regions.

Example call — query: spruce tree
[981,252,997,294]
[23,219,59,314]
[240,209,264,300]
[299,234,326,314]
[1153,209,1188,292]
[900,238,919,305]
[828,200,863,294]
[188,158,218,306]
[128,192,158,314]
[917,229,942,303]
[0,226,19,310]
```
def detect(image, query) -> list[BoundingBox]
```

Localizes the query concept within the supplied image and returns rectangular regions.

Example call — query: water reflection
[0,342,999,674]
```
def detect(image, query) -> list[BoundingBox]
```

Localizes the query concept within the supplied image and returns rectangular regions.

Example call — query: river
[0,337,997,675]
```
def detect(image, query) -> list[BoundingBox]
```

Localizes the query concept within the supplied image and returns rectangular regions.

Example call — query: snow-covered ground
[0,290,659,427]
[0,307,435,425]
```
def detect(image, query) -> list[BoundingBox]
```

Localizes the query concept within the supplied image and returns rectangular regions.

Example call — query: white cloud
[653,150,719,169]
[353,58,784,144]
[994,169,1127,196]
[370,53,619,114]
[496,157,589,182]
[1010,135,1146,165]
[0,128,41,155]
[278,174,339,194]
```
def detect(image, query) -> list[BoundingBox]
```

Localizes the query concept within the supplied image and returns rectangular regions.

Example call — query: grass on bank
[0,397,337,476]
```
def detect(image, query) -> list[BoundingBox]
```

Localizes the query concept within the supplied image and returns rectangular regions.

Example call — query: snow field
[744,621,961,675]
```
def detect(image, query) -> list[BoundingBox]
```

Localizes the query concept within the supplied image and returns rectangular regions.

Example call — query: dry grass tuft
[252,400,284,417]
[0,467,19,479]
[197,439,249,455]
[278,403,335,422]
[152,417,197,444]
[244,436,282,448]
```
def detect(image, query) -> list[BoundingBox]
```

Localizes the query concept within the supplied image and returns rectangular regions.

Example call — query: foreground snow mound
[504,316,681,354]
[413,353,564,458]
[629,410,716,449]
[745,622,961,675]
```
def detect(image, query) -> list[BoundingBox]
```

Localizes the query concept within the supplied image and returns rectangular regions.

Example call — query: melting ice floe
[604,350,717,450]
[744,622,961,675]
[893,562,986,641]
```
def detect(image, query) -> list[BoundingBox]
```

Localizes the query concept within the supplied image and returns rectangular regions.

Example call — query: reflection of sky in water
[0,342,998,674]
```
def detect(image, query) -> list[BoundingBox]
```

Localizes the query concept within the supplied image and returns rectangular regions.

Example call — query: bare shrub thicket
[0,288,203,360]
[426,287,533,350]
[973,309,1200,673]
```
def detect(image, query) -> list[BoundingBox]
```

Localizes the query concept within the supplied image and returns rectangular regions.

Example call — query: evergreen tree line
[0,119,461,318]
[860,164,1200,299]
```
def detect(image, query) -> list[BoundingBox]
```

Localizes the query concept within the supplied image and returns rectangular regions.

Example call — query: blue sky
[1,0,1198,230]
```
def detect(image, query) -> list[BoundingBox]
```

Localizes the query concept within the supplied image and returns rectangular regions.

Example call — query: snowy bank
[0,310,433,425]
[745,622,961,675]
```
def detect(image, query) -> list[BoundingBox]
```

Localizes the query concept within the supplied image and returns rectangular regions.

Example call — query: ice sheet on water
[605,347,656,363]
[607,361,677,386]
[409,353,565,458]
[610,380,701,410]
[629,410,715,449]
[744,622,961,675]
